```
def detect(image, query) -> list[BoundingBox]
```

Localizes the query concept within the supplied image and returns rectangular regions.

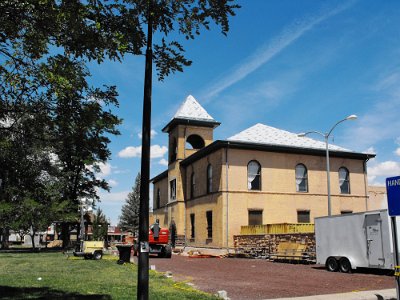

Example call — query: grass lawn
[0,252,218,300]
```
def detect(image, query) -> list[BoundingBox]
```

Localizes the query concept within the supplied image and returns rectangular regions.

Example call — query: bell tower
[160,95,220,241]
[162,95,220,164]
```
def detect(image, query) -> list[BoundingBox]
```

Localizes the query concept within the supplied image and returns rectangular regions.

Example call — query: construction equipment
[73,241,104,260]
[134,221,172,258]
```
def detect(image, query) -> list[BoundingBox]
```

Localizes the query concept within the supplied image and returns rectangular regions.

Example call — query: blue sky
[87,0,400,225]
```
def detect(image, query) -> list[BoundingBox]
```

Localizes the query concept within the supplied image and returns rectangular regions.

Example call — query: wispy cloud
[202,1,356,101]
[158,158,168,166]
[98,190,130,204]
[118,144,168,159]
[368,160,400,185]
[108,179,118,187]
[343,71,400,151]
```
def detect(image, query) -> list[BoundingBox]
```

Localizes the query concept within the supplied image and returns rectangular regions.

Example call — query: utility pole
[137,1,153,299]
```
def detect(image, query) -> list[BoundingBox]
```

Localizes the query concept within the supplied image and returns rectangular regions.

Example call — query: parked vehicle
[133,221,172,258]
[315,209,397,273]
[73,241,104,260]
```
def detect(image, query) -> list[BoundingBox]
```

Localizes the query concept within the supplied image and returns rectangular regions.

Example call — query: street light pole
[137,2,153,299]
[298,115,357,216]
[325,134,331,216]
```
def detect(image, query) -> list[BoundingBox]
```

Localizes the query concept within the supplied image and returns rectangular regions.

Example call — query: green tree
[0,56,122,248]
[119,173,141,234]
[0,1,239,80]
[92,208,108,241]
[0,0,238,248]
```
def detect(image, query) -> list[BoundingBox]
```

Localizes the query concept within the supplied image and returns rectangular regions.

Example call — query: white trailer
[315,209,396,273]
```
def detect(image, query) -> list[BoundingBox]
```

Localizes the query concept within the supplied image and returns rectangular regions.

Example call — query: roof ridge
[228,123,351,152]
[173,95,216,121]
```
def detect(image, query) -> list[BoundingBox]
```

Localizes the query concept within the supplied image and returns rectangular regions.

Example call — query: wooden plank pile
[233,233,316,262]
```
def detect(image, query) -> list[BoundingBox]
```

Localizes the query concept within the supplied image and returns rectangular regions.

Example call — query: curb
[265,289,396,300]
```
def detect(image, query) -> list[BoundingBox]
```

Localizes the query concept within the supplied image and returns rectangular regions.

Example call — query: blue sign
[386,176,400,216]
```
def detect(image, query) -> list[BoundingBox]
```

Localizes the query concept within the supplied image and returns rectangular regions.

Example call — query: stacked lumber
[234,233,316,262]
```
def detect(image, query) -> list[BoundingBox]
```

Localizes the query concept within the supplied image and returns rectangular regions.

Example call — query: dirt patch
[147,255,395,300]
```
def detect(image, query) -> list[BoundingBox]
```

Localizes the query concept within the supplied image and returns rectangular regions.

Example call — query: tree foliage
[0,0,238,247]
[92,208,108,241]
[0,0,239,80]
[0,56,122,247]
[119,173,141,234]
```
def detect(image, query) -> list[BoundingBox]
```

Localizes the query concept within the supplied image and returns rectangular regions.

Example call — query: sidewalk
[269,289,396,300]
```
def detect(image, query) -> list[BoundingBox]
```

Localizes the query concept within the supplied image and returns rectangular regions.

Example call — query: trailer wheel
[326,257,339,272]
[93,251,103,260]
[339,257,352,273]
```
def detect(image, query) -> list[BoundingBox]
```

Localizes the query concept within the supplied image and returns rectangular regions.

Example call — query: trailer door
[365,213,384,267]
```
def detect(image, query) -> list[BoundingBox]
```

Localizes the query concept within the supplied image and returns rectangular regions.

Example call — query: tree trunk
[61,222,70,249]
[30,233,36,250]
[1,227,10,249]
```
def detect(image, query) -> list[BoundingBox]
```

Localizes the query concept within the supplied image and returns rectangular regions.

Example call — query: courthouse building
[151,95,375,248]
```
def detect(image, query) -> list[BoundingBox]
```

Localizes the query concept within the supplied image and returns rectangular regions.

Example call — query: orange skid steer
[134,223,172,258]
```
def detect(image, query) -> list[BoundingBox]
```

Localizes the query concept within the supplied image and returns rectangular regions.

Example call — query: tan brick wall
[225,148,366,196]
[186,193,224,248]
[220,148,368,247]
[169,124,214,161]
[153,176,168,209]
[153,126,369,249]
[368,185,387,211]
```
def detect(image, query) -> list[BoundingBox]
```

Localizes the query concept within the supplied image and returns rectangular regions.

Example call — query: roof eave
[162,118,221,133]
[150,169,168,183]
[180,140,375,166]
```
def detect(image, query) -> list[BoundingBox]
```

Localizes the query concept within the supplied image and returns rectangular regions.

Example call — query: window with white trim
[247,160,261,190]
[207,164,213,193]
[295,164,308,192]
[339,167,350,194]
[190,172,195,199]
[169,179,176,201]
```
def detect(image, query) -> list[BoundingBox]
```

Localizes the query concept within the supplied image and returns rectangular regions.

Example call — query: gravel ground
[147,255,395,300]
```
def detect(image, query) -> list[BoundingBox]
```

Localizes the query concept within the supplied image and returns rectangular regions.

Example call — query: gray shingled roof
[228,123,351,152]
[173,95,216,122]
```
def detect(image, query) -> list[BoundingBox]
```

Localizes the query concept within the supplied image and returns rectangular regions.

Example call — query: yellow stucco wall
[218,148,368,247]
[153,122,369,248]
[368,185,387,211]
[152,124,215,236]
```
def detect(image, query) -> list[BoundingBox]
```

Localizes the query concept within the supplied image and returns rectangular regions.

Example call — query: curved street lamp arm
[327,118,349,138]
[298,130,326,138]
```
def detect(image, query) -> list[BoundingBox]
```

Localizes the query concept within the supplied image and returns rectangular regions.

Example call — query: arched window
[186,134,205,149]
[169,138,177,163]
[190,172,196,198]
[339,167,350,194]
[295,164,308,192]
[247,160,261,190]
[156,188,160,209]
[207,164,213,193]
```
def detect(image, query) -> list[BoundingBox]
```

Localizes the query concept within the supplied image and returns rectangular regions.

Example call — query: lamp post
[138,1,153,299]
[298,115,357,216]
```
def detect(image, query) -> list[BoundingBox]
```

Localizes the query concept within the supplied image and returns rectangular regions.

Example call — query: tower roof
[162,95,220,132]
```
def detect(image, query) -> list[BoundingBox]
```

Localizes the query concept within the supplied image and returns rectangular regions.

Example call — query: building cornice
[162,118,221,133]
[180,140,375,166]
[150,169,168,183]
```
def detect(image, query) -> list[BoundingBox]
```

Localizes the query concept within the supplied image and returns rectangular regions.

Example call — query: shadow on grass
[0,286,112,300]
